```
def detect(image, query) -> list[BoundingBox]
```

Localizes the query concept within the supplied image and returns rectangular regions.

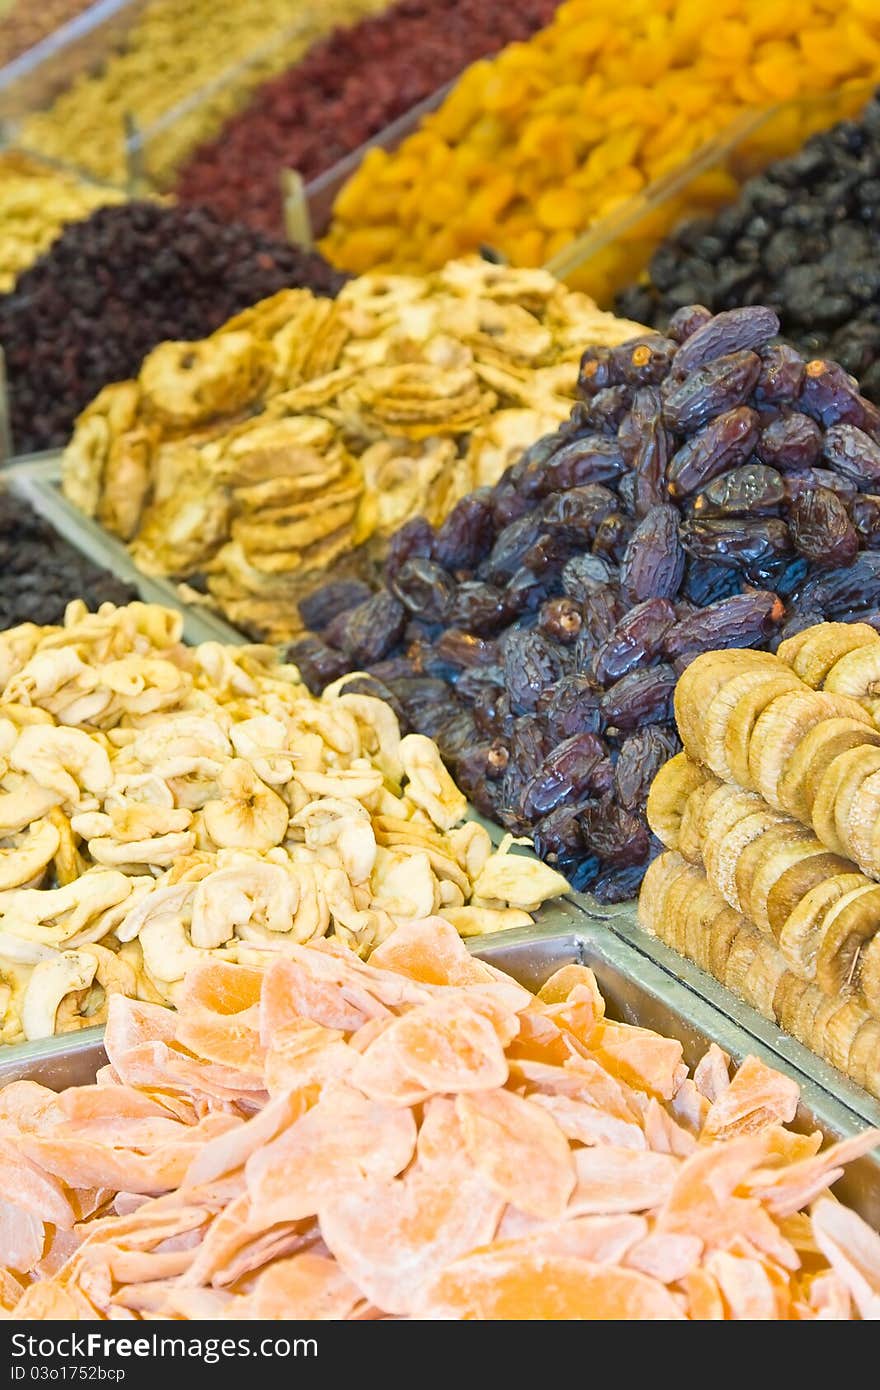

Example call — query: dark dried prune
[849,494,880,548]
[520,731,607,818]
[285,636,352,694]
[434,629,500,669]
[490,481,531,529]
[782,467,856,502]
[592,597,676,685]
[561,553,615,602]
[517,435,626,498]
[391,559,456,622]
[482,512,544,582]
[588,385,633,432]
[756,411,822,470]
[542,675,603,740]
[297,578,373,632]
[693,462,784,517]
[800,358,871,428]
[822,422,880,486]
[538,597,582,643]
[673,305,780,372]
[431,489,494,571]
[599,664,676,731]
[754,344,806,404]
[681,557,742,606]
[383,517,435,585]
[576,585,625,660]
[666,405,760,498]
[619,505,685,604]
[592,511,635,565]
[541,483,618,542]
[662,589,784,663]
[667,304,712,343]
[680,518,792,575]
[794,553,880,615]
[591,857,655,903]
[330,591,406,665]
[788,487,859,567]
[661,350,762,433]
[580,799,651,867]
[577,345,617,396]
[533,804,587,863]
[503,630,566,714]
[448,581,508,635]
[613,725,680,811]
[609,334,678,386]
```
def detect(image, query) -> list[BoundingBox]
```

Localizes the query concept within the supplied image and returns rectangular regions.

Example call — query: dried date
[666,405,760,498]
[789,487,859,567]
[661,350,762,433]
[619,505,685,604]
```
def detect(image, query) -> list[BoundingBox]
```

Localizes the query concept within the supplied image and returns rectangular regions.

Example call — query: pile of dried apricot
[3,921,878,1319]
[321,0,880,276]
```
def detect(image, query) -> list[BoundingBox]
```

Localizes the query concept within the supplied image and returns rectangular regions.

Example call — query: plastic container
[0,0,146,122]
[547,81,878,309]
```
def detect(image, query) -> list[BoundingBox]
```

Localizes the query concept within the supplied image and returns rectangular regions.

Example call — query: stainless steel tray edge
[5,458,246,647]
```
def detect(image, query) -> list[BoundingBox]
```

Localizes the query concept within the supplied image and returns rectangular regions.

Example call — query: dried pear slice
[811,744,880,858]
[778,717,880,826]
[843,767,880,874]
[702,667,800,782]
[733,821,815,927]
[813,884,880,997]
[809,992,851,1062]
[705,806,786,913]
[661,863,711,954]
[823,642,880,701]
[676,780,722,866]
[772,970,811,1032]
[778,873,868,978]
[708,905,750,981]
[790,979,829,1050]
[749,832,830,934]
[749,689,871,811]
[765,850,855,938]
[821,997,869,1075]
[682,876,726,971]
[744,938,789,1020]
[673,649,780,766]
[724,926,762,999]
[855,931,880,1016]
[645,753,709,851]
[636,851,691,936]
[848,1018,880,1090]
[778,621,878,688]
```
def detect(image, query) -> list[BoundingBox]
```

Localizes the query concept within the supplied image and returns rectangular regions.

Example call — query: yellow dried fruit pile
[62,258,642,642]
[321,0,880,279]
[18,0,392,187]
[640,623,880,1100]
[0,152,125,293]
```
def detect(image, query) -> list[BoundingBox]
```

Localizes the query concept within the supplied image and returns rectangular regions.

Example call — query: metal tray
[5,455,246,647]
[1,910,877,1224]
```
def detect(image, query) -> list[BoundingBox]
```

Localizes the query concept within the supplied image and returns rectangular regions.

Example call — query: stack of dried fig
[641,625,880,1097]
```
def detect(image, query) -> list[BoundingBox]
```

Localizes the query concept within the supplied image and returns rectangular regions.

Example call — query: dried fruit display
[17,0,393,186]
[618,92,880,404]
[3,926,878,1319]
[0,600,567,1046]
[642,626,880,1095]
[304,305,880,902]
[0,489,136,626]
[62,259,641,642]
[175,0,560,239]
[0,0,94,65]
[0,202,347,454]
[320,0,880,276]
[0,151,124,294]
[0,0,90,64]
